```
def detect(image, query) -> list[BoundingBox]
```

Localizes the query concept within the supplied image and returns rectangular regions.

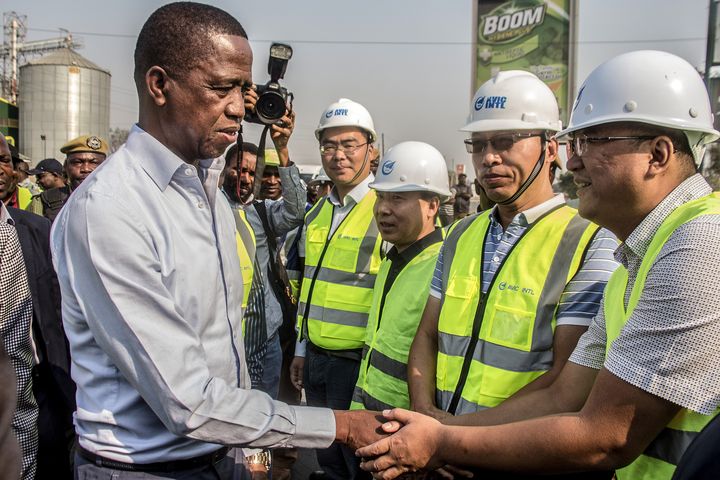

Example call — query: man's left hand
[356,408,446,479]
[270,109,295,160]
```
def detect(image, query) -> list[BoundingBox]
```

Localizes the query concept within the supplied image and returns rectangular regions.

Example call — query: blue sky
[2,0,711,172]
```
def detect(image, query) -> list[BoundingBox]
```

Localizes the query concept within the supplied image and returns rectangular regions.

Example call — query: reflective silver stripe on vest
[438,330,553,372]
[439,215,477,299]
[287,270,301,280]
[644,427,698,466]
[232,208,256,260]
[304,198,327,226]
[531,213,592,350]
[368,349,408,382]
[353,385,395,412]
[356,222,380,272]
[436,389,489,415]
[303,265,377,289]
[296,302,369,328]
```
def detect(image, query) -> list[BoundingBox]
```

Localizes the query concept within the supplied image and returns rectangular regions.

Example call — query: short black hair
[225,142,258,162]
[134,2,247,87]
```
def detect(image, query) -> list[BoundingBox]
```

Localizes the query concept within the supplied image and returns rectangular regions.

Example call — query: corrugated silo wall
[19,63,110,164]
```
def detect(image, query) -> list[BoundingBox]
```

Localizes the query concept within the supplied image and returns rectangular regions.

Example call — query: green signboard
[0,97,19,148]
[474,0,572,124]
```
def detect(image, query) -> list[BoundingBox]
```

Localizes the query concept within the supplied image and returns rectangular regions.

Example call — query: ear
[145,66,171,107]
[427,196,441,216]
[545,137,559,165]
[647,136,673,176]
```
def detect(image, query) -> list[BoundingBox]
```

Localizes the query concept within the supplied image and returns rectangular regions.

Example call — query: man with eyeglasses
[292,98,384,479]
[406,70,618,430]
[358,51,720,480]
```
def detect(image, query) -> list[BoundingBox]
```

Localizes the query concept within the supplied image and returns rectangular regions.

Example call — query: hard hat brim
[556,114,720,143]
[369,181,451,200]
[460,118,561,133]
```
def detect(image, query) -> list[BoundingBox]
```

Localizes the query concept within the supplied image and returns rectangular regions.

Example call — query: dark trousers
[304,347,366,480]
[74,451,250,480]
[34,368,75,480]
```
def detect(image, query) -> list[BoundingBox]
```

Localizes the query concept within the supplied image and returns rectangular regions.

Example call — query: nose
[566,151,582,172]
[226,87,245,122]
[375,197,392,217]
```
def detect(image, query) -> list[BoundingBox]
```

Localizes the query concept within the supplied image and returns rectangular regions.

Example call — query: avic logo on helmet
[480,1,546,44]
[381,160,396,176]
[326,108,349,118]
[475,96,508,111]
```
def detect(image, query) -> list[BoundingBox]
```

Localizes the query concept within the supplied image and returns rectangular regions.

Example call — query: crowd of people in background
[1,3,719,480]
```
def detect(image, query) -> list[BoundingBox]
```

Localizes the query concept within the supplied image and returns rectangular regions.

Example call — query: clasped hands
[334,409,472,479]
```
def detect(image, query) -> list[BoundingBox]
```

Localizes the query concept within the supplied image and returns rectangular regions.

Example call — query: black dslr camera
[246,43,294,125]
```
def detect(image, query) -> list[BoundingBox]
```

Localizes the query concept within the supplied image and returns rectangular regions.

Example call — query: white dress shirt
[51,125,334,464]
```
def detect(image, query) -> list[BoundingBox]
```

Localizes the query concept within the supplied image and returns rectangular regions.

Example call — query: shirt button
[493,256,500,263]
[185,168,193,176]
[197,203,205,209]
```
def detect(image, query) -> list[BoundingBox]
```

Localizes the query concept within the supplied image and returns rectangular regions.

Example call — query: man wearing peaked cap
[28,159,69,222]
[358,51,720,480]
[61,135,109,190]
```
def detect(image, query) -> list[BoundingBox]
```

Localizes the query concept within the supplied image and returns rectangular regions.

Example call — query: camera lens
[256,91,286,124]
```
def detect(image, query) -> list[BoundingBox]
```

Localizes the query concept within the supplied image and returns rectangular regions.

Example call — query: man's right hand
[289,356,304,391]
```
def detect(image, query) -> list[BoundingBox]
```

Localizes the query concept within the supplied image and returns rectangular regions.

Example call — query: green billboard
[474,0,573,124]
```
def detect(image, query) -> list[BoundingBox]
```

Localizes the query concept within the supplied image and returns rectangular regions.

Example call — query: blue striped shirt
[429,195,618,326]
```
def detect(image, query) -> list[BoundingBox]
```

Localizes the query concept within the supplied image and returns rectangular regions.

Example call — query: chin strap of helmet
[497,135,548,206]
[335,133,373,187]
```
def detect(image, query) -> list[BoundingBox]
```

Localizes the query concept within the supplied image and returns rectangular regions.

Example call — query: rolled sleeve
[266,165,306,236]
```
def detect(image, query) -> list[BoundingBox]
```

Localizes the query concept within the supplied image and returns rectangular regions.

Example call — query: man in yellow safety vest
[357,50,720,480]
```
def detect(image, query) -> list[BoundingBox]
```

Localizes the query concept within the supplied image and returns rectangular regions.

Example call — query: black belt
[77,445,230,472]
[308,342,362,361]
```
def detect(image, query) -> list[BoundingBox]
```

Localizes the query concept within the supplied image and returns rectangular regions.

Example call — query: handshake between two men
[336,408,465,479]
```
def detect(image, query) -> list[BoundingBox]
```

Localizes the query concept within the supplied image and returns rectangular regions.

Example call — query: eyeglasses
[319,142,368,156]
[464,133,543,154]
[566,135,657,157]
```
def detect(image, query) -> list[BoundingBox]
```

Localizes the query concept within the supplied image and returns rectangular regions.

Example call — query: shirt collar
[328,173,375,207]
[128,124,222,191]
[0,201,13,225]
[488,193,565,227]
[386,227,444,265]
[622,174,712,260]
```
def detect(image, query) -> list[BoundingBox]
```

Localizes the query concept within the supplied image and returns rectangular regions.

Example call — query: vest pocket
[484,303,534,351]
[442,275,480,336]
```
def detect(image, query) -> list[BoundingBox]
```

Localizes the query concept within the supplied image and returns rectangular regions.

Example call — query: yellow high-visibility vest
[351,235,442,411]
[231,208,256,314]
[297,192,383,351]
[606,193,720,480]
[436,205,599,414]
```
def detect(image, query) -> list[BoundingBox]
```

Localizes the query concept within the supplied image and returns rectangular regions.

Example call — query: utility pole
[706,0,719,88]
[1,11,82,102]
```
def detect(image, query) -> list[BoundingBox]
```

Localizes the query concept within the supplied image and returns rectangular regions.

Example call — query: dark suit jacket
[7,207,75,411]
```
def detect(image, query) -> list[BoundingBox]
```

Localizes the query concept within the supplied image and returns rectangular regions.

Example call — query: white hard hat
[308,166,332,186]
[369,141,451,199]
[461,70,562,133]
[315,98,377,143]
[557,50,720,165]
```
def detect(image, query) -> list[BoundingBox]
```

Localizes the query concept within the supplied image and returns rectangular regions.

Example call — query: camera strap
[251,124,273,200]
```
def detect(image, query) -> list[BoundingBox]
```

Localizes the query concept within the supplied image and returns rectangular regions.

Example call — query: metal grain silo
[18,48,110,163]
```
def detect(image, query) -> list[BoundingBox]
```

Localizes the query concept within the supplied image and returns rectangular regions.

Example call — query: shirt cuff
[555,315,594,327]
[428,289,441,299]
[289,406,335,448]
[295,339,307,357]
